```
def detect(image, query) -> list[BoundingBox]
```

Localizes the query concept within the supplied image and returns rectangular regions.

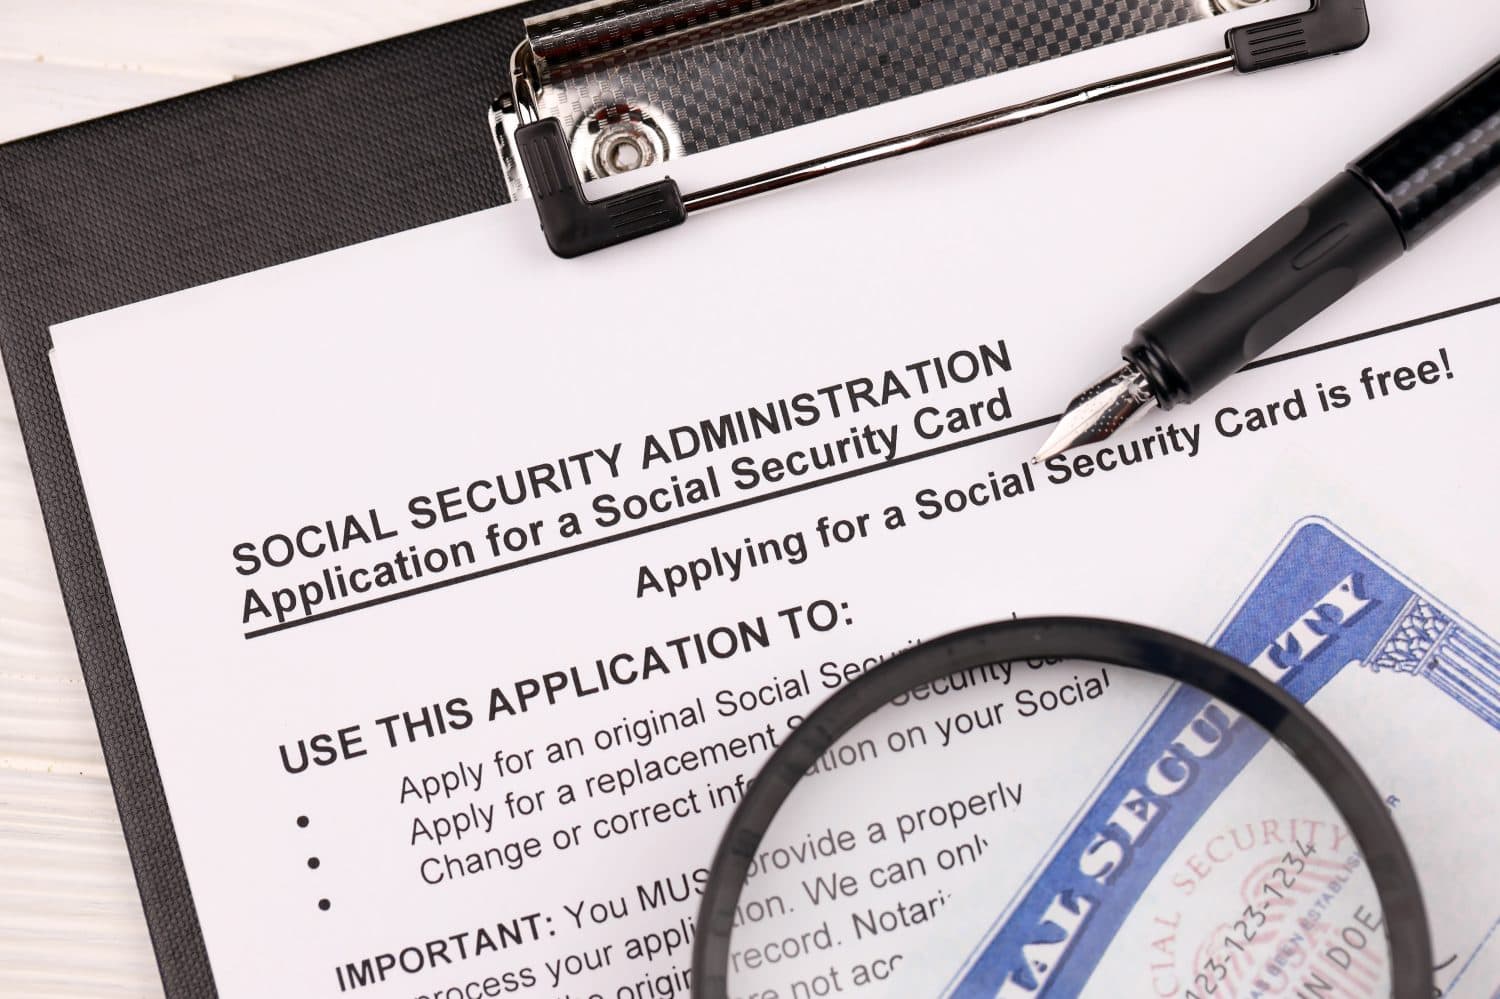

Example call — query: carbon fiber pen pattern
[1353,55,1500,245]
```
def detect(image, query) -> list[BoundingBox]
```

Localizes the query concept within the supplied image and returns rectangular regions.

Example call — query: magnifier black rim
[690,615,1431,998]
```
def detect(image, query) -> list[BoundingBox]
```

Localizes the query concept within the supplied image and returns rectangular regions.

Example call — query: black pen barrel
[1125,173,1404,407]
[1352,54,1500,246]
[1127,53,1500,408]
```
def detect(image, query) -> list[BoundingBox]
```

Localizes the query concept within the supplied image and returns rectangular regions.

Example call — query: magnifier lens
[720,657,1396,997]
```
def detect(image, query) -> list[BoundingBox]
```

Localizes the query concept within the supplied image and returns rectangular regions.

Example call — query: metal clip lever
[514,118,687,259]
[508,0,1370,257]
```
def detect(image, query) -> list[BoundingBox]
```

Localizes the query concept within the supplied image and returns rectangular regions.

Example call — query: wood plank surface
[0,4,499,994]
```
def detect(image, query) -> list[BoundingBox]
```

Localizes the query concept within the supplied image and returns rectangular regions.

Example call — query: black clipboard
[0,1,1374,992]
[0,8,557,993]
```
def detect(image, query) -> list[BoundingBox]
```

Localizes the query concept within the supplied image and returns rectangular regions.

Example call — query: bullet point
[307,857,320,870]
[318,899,331,911]
[296,816,309,828]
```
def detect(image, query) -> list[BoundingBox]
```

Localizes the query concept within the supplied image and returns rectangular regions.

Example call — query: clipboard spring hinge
[492,0,1371,257]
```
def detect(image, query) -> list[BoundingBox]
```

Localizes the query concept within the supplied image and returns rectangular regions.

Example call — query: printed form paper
[48,3,1500,996]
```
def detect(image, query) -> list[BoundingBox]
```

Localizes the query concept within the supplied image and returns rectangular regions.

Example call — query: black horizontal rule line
[243,413,1061,638]
[1239,295,1500,373]
[243,295,1498,640]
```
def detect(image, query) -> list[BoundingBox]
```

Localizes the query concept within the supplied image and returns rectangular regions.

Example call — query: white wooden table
[0,4,499,994]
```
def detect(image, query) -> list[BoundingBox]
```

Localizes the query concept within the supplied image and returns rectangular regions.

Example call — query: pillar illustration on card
[1363,596,1500,731]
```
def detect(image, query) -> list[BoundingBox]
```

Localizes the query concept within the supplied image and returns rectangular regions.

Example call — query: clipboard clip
[492,0,1370,258]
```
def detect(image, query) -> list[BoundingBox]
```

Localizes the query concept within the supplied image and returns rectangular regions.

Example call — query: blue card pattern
[942,518,1500,996]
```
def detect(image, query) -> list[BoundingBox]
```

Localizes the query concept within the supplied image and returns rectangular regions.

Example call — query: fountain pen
[1034,53,1500,463]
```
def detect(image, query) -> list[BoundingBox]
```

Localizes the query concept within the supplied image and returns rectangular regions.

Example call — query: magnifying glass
[691,618,1431,997]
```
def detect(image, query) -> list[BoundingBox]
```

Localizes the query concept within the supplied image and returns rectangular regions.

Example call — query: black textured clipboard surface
[0,9,544,994]
[0,2,1221,994]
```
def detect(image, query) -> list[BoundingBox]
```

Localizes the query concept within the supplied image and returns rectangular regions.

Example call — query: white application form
[47,2,1500,996]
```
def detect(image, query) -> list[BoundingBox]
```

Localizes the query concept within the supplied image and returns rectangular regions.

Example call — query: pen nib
[1032,363,1158,463]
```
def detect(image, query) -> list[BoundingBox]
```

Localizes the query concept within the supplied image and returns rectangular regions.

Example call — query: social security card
[933,517,1500,998]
